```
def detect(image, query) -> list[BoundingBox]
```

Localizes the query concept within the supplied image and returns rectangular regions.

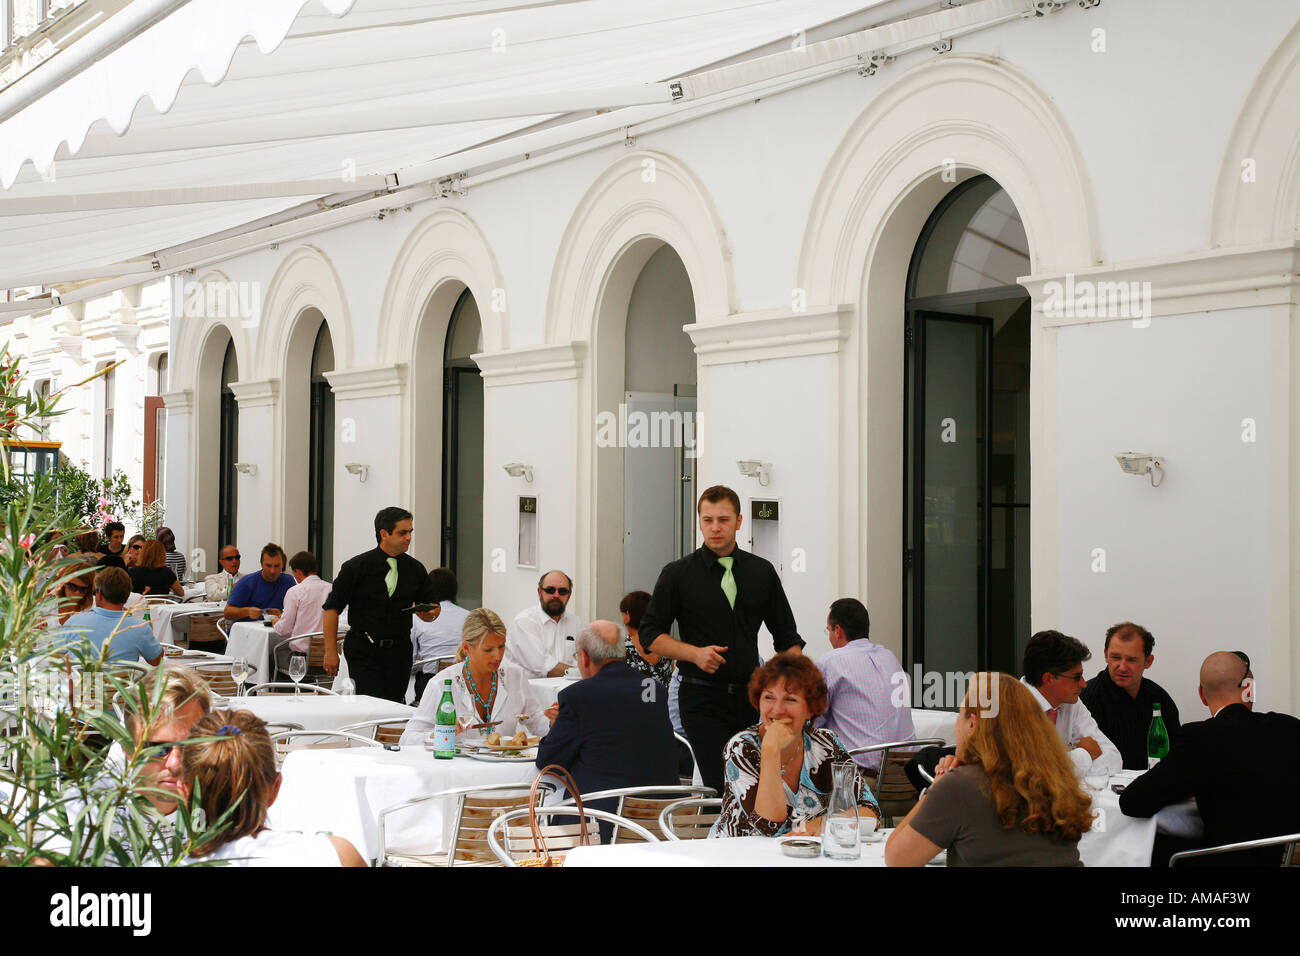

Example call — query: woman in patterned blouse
[619,590,673,687]
[713,655,880,837]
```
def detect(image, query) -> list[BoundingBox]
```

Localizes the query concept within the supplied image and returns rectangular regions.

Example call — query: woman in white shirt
[182,709,366,867]
[402,607,550,746]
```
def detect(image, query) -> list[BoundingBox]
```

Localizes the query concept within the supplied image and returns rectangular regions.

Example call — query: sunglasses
[64,583,89,593]
[130,543,143,550]
[222,554,241,561]
[541,586,571,596]
[142,740,184,759]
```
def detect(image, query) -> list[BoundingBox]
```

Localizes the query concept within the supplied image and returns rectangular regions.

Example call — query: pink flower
[19,533,35,549]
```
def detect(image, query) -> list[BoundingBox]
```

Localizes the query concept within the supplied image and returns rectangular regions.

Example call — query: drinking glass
[230,657,250,697]
[288,654,307,698]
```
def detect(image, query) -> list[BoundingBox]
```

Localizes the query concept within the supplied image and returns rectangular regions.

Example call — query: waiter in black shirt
[639,485,804,794]
[322,506,439,702]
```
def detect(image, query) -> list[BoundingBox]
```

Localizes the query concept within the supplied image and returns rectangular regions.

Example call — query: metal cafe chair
[339,718,412,747]
[488,807,659,866]
[847,737,946,827]
[554,784,715,842]
[1169,832,1300,867]
[378,781,559,867]
[658,797,723,841]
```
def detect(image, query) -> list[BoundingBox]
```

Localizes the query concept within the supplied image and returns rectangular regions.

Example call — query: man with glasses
[1120,651,1300,865]
[1021,630,1121,776]
[507,569,583,679]
[204,544,244,600]
[59,567,164,665]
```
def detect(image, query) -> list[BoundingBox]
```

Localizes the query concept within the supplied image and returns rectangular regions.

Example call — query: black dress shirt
[638,545,803,686]
[322,547,435,642]
[1079,667,1181,770]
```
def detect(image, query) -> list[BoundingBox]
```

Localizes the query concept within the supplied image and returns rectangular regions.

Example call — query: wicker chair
[193,663,240,697]
[269,729,382,769]
[186,612,228,655]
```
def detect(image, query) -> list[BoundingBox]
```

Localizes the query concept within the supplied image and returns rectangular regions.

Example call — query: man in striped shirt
[814,598,914,775]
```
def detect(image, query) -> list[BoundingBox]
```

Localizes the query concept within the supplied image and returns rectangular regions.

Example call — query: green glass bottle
[433,678,456,760]
[1146,703,1170,768]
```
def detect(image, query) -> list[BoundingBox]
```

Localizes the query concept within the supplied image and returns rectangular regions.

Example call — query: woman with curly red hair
[712,654,879,837]
[886,672,1093,866]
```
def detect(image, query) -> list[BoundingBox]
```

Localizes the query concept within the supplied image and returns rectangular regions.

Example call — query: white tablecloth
[228,693,413,733]
[529,676,578,710]
[1080,771,1202,867]
[911,709,958,745]
[149,601,224,644]
[565,833,890,867]
[268,746,538,861]
[181,583,207,601]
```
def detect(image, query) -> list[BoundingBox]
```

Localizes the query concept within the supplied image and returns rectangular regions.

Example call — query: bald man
[1120,651,1300,865]
[535,620,680,833]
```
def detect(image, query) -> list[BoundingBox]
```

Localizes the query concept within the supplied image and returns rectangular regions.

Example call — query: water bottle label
[432,725,455,753]
[438,701,455,716]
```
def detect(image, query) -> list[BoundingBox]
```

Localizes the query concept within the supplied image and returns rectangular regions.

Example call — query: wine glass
[288,654,307,699]
[230,657,250,697]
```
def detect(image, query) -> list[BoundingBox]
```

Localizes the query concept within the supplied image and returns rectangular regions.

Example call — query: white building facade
[61,0,1294,719]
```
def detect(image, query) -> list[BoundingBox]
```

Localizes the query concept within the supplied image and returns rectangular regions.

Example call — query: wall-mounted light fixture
[344,462,369,483]
[1115,452,1164,488]
[504,462,534,483]
[736,459,771,487]
[234,462,258,477]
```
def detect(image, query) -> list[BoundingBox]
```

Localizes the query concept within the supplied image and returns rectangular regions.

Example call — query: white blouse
[195,830,342,867]
[401,661,550,746]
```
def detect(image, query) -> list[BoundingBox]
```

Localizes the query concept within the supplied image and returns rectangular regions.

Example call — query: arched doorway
[904,175,1031,676]
[218,340,239,552]
[441,289,484,609]
[592,240,698,614]
[308,323,335,577]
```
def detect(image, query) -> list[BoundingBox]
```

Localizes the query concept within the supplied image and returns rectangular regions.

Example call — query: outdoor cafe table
[226,619,350,686]
[268,745,538,862]
[227,692,411,733]
[529,676,577,710]
[149,601,224,645]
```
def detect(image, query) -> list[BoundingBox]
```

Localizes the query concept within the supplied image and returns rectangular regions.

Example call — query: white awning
[0,0,935,298]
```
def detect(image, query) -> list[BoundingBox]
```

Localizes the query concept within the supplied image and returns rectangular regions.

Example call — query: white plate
[464,750,538,763]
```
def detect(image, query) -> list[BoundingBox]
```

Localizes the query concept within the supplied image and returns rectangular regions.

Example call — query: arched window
[442,289,483,608]
[219,342,239,550]
[308,323,335,577]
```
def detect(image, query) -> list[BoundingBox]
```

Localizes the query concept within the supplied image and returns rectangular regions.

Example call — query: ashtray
[779,837,821,859]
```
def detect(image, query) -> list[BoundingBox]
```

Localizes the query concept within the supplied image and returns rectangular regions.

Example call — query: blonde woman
[400,608,549,746]
[183,709,365,866]
[886,672,1094,866]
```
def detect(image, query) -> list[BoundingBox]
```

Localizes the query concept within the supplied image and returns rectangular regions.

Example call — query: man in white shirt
[272,550,333,675]
[1021,629,1122,777]
[410,566,470,703]
[204,544,244,601]
[506,569,583,679]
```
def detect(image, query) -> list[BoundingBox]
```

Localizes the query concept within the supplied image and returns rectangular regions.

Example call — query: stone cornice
[323,364,408,400]
[161,389,194,413]
[1021,241,1300,327]
[684,305,852,365]
[227,378,280,408]
[474,342,586,388]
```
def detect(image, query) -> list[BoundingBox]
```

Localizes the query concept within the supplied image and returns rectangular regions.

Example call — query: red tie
[1048,708,1058,726]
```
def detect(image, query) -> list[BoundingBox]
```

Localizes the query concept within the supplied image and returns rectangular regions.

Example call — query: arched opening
[903,175,1031,676]
[594,240,698,614]
[282,307,335,573]
[308,323,336,577]
[442,289,483,608]
[144,352,168,503]
[218,341,239,552]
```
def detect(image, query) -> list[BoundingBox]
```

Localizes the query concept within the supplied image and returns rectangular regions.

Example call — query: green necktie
[718,555,737,609]
[385,557,398,597]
